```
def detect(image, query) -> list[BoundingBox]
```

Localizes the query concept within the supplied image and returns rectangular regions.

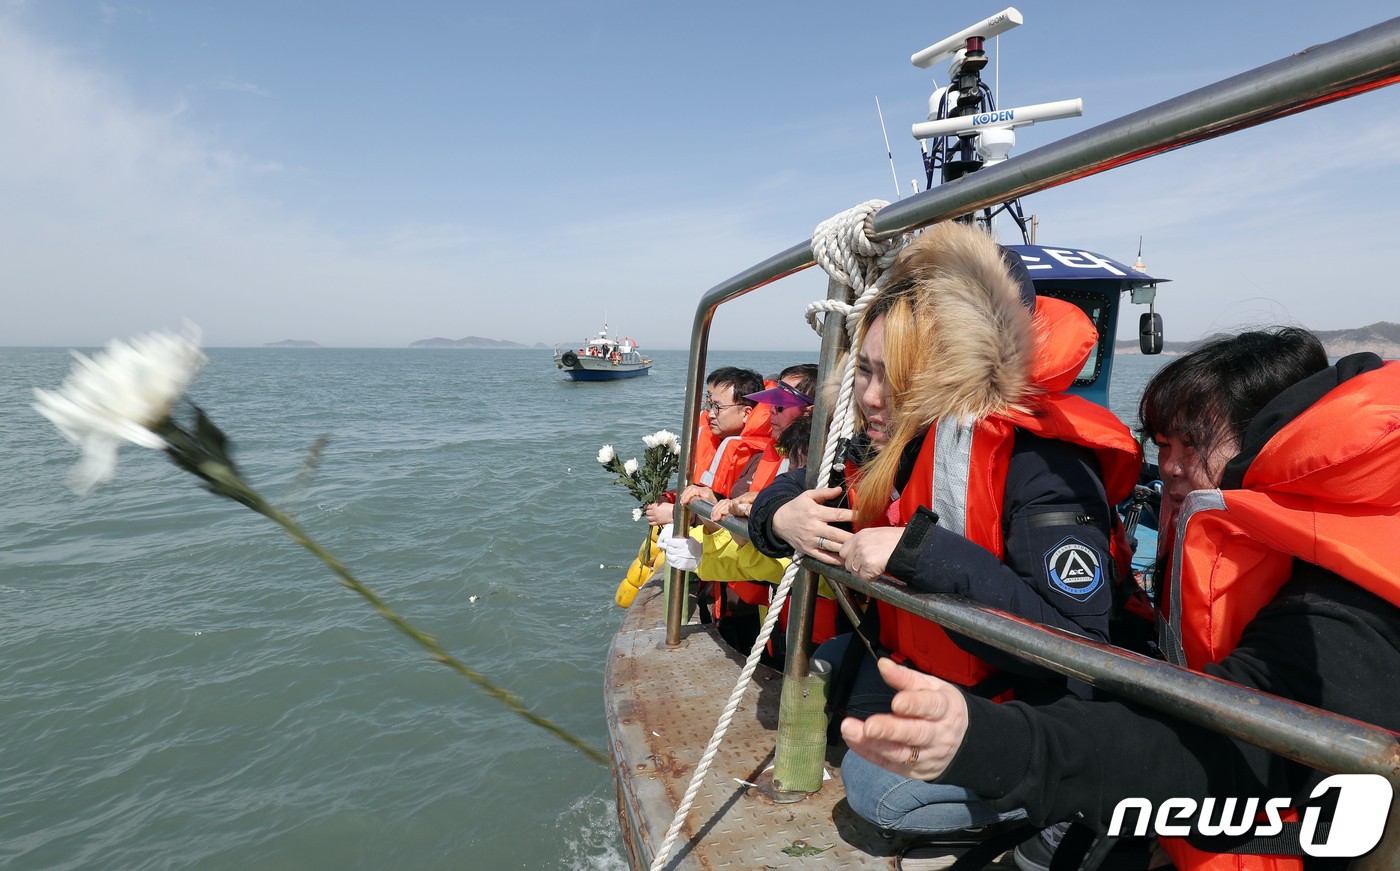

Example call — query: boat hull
[563,364,651,381]
[555,351,651,380]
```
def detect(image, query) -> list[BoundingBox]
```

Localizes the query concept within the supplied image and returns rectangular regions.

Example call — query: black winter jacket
[748,429,1118,668]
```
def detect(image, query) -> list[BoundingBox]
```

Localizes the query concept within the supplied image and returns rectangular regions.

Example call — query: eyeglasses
[703,399,742,413]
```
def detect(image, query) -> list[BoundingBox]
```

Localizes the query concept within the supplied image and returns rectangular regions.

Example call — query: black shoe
[897,820,1036,870]
[1014,821,1116,871]
[1015,822,1071,871]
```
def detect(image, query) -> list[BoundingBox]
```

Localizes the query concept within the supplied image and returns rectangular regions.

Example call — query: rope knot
[806,201,908,488]
[807,200,906,337]
[811,199,903,295]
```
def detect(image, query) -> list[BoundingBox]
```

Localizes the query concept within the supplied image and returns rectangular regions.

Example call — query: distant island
[1116,321,1400,359]
[259,323,1398,356]
[410,336,549,349]
[265,339,321,348]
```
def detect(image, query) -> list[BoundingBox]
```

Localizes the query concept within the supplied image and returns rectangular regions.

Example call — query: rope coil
[806,200,904,488]
[646,200,906,871]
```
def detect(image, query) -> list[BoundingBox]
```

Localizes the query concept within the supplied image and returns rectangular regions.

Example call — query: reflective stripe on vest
[689,414,719,482]
[875,417,1003,689]
[930,418,977,537]
[1157,487,1304,871]
[698,436,741,489]
[1158,488,1228,668]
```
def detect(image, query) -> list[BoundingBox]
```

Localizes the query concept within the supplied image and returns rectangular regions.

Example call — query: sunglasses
[772,382,815,407]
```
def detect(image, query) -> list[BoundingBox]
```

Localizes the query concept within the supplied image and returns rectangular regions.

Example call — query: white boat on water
[604,10,1400,871]
[554,324,652,380]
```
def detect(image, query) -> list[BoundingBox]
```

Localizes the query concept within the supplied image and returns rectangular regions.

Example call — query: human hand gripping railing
[660,19,1400,865]
[800,556,1400,870]
[677,501,1400,868]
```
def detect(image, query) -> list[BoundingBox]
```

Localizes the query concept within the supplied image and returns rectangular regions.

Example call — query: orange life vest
[858,296,1141,687]
[695,399,776,620]
[1157,361,1400,871]
[688,411,718,483]
[775,590,842,646]
[749,441,791,497]
[741,440,844,647]
[723,440,790,609]
[725,443,793,589]
[697,403,774,499]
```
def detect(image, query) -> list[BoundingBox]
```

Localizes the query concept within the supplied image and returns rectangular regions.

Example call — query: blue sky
[3,1,1398,349]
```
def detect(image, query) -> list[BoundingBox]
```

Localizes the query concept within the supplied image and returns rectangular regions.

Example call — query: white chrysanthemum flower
[632,507,643,522]
[653,429,681,455]
[642,433,659,449]
[623,458,639,475]
[33,325,206,493]
[597,444,615,465]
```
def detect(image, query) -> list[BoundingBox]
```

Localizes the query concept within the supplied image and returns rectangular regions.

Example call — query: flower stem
[204,463,608,765]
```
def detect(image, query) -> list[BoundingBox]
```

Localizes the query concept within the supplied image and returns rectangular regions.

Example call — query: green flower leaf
[781,842,834,857]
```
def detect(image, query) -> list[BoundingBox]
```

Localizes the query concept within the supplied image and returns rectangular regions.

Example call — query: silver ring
[816,537,826,551]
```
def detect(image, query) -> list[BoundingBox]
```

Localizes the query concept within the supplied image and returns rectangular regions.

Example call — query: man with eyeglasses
[643,367,770,529]
[688,367,769,503]
[647,366,778,652]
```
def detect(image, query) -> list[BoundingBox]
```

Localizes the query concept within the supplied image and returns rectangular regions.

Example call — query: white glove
[658,526,702,572]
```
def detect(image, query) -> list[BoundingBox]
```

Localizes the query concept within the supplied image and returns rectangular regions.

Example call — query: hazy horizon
[4,2,1397,350]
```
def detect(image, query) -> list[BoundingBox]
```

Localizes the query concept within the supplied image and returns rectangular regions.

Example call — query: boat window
[1037,287,1109,385]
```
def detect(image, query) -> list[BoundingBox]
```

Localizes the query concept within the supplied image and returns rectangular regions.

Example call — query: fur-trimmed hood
[874,221,1095,425]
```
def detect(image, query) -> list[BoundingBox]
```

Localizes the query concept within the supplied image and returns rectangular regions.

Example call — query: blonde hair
[849,222,1034,526]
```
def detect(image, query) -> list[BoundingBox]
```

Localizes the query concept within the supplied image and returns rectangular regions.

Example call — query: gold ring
[907,746,920,765]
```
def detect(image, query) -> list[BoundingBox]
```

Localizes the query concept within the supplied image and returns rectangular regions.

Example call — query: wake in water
[558,793,631,871]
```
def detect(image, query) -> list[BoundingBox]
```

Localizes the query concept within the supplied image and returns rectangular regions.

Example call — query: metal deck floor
[605,579,1017,870]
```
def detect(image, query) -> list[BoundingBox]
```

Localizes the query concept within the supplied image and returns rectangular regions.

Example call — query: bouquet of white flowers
[598,431,683,607]
[597,429,681,518]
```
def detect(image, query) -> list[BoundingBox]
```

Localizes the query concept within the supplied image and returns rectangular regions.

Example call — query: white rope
[645,559,799,871]
[646,201,905,871]
[806,200,904,488]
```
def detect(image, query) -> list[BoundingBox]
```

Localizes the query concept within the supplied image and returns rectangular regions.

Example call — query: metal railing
[667,17,1400,867]
[688,497,1400,867]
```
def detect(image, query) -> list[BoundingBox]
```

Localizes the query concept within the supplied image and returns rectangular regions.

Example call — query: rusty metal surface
[605,579,1016,870]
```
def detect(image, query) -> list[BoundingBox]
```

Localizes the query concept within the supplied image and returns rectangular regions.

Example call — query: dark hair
[999,246,1037,310]
[1138,327,1328,458]
[776,412,812,467]
[706,366,765,407]
[778,363,818,397]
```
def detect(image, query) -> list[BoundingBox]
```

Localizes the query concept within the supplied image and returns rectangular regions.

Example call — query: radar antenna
[909,7,1082,242]
[875,97,902,200]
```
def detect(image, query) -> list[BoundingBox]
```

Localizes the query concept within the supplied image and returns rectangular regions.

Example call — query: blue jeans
[814,634,1029,835]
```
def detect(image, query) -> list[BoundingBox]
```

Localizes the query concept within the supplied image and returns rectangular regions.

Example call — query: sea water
[0,347,1168,870]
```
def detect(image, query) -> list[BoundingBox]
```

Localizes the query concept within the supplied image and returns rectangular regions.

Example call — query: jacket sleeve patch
[1044,536,1105,601]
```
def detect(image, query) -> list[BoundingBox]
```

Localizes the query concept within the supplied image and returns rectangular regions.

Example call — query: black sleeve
[940,565,1400,829]
[747,465,812,558]
[884,433,1114,647]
